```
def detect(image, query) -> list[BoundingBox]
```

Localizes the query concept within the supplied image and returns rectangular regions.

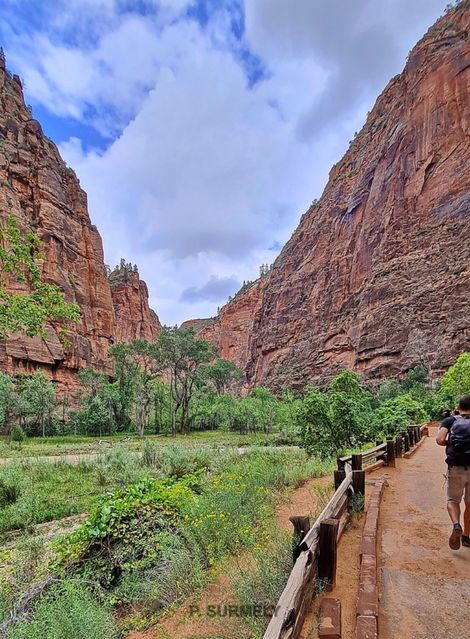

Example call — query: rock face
[0,53,160,393]
[110,265,162,343]
[194,4,470,389]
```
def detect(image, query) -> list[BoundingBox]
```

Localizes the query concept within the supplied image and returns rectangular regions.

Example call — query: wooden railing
[263,424,428,639]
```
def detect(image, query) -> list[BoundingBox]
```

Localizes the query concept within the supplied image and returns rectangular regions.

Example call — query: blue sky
[0,0,450,324]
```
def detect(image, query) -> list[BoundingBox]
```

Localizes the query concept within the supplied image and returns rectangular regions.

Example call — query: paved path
[377,428,470,639]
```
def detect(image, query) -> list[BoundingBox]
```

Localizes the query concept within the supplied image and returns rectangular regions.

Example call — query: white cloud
[4,0,451,324]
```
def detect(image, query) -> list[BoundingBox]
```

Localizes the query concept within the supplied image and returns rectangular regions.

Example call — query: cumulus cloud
[180,275,240,303]
[1,0,450,324]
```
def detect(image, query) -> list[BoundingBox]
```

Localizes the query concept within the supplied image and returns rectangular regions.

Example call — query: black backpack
[449,415,470,455]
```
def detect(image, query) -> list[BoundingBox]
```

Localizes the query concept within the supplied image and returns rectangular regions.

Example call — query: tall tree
[158,327,218,435]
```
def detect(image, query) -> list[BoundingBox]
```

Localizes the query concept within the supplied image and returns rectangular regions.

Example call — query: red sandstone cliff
[192,3,470,389]
[110,265,161,343]
[0,53,159,392]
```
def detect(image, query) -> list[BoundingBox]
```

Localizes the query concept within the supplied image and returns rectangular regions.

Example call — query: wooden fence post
[352,470,366,508]
[352,454,362,471]
[386,438,396,468]
[289,516,310,563]
[395,434,403,458]
[408,426,416,446]
[318,518,339,591]
[403,431,410,452]
[415,426,421,442]
[334,469,346,490]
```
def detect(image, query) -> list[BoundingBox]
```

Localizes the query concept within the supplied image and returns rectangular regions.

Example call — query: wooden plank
[352,470,366,504]
[336,510,350,541]
[299,473,352,552]
[359,443,387,461]
[263,549,318,639]
[319,519,339,591]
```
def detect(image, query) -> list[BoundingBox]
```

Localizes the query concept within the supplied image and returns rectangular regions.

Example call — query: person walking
[436,396,470,549]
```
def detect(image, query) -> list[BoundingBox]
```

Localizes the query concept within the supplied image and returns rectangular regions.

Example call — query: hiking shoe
[449,523,463,550]
[462,535,470,548]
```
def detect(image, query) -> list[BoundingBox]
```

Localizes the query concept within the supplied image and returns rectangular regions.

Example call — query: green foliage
[7,580,117,639]
[0,463,24,507]
[439,352,470,404]
[296,372,373,455]
[53,475,197,567]
[371,394,429,437]
[327,371,373,448]
[17,372,56,437]
[9,425,25,443]
[205,359,243,394]
[0,216,80,340]
[232,533,292,637]
[69,370,119,437]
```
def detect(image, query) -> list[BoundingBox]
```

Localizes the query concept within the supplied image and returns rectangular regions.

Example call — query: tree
[129,340,163,437]
[205,359,243,394]
[327,371,373,448]
[295,386,331,455]
[158,327,218,435]
[108,343,139,429]
[0,216,80,339]
[73,369,119,437]
[371,394,429,438]
[18,372,56,437]
[439,352,470,406]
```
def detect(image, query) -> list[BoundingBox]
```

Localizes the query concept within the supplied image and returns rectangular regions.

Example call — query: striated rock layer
[110,266,162,343]
[0,53,160,394]
[193,3,470,390]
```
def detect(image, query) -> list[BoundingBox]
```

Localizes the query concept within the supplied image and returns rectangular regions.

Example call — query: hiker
[436,396,470,550]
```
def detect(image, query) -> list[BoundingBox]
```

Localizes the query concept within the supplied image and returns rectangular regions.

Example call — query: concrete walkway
[377,428,470,639]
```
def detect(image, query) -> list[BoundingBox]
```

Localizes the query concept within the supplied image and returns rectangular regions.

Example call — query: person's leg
[463,503,470,536]
[447,500,461,525]
[447,466,464,549]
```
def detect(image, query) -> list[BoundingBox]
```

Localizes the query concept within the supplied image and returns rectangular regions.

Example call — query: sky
[0,0,451,325]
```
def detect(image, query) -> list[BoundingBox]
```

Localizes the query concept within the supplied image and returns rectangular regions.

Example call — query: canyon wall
[0,52,160,393]
[191,3,470,390]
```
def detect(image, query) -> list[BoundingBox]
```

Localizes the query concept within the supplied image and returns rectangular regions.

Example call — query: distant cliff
[109,263,161,344]
[187,2,470,389]
[0,53,160,393]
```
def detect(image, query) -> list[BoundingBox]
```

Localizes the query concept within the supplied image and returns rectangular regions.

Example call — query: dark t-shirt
[441,414,470,467]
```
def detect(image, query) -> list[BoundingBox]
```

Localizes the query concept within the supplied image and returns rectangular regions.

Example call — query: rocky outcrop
[194,3,470,389]
[0,53,159,393]
[180,318,217,332]
[110,265,161,343]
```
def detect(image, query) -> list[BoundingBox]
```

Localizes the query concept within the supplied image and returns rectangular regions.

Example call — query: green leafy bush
[371,394,429,437]
[9,425,25,443]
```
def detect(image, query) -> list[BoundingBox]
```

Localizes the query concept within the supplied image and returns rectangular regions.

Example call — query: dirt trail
[375,427,470,639]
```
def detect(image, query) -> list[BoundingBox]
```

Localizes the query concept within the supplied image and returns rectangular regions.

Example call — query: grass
[1,443,333,637]
[0,430,280,460]
[6,580,117,639]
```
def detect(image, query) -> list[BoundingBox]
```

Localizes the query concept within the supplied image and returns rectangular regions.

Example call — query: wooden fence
[263,424,428,639]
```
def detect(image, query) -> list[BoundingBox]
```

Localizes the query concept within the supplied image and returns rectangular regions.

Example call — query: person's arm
[436,426,449,446]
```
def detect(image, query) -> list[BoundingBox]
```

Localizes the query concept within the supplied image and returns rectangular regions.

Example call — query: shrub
[7,580,117,639]
[371,394,429,437]
[9,425,25,443]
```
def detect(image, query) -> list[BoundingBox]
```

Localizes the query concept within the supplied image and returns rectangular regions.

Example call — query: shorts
[446,465,470,504]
